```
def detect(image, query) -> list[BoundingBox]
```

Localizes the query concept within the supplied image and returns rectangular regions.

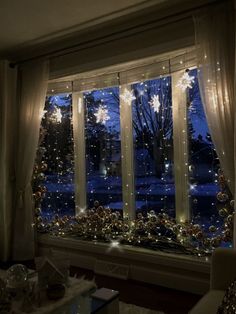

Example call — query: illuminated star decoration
[177,71,195,91]
[189,183,197,191]
[120,88,136,105]
[149,94,161,113]
[107,239,123,253]
[52,107,62,123]
[94,105,110,124]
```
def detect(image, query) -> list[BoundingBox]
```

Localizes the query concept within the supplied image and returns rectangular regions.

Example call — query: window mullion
[172,71,190,222]
[119,85,135,220]
[72,92,87,215]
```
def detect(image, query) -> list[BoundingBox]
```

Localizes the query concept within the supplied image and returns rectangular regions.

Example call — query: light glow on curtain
[194,2,235,245]
[12,60,49,260]
[194,2,235,193]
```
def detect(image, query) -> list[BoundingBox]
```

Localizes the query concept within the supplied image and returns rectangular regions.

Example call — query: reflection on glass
[188,69,220,226]
[132,77,175,216]
[34,94,75,218]
[84,87,123,210]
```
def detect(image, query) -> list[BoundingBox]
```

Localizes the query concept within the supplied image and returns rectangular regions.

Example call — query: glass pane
[84,87,123,211]
[131,77,175,216]
[33,94,75,219]
[187,69,227,234]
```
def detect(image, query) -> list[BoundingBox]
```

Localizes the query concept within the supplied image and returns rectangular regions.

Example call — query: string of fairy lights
[32,69,234,256]
[84,88,122,209]
[132,76,174,215]
[35,95,75,219]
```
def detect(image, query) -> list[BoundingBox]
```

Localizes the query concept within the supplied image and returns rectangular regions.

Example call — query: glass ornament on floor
[6,264,28,289]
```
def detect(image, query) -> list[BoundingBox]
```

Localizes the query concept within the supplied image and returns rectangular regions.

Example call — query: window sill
[37,234,210,295]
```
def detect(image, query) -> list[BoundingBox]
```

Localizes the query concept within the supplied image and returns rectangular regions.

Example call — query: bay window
[34,50,233,254]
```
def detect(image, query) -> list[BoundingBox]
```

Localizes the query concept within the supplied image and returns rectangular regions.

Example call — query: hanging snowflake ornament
[94,105,110,124]
[177,70,195,91]
[54,107,62,123]
[51,107,62,123]
[149,94,161,113]
[120,88,136,104]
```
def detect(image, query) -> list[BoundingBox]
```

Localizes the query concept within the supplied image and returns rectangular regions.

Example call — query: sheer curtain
[234,0,236,249]
[194,2,235,245]
[12,60,49,260]
[194,2,234,192]
[0,61,17,261]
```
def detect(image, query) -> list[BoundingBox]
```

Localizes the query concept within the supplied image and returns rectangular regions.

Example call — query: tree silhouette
[132,78,173,177]
[84,92,120,173]
[42,95,73,174]
[108,78,173,177]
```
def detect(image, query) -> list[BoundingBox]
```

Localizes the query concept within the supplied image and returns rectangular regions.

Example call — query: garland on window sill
[34,202,234,258]
[32,164,234,257]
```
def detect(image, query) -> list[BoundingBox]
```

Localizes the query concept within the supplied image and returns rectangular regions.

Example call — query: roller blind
[47,48,196,94]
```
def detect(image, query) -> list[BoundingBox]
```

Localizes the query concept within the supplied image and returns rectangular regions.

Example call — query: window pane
[188,69,221,226]
[84,87,123,210]
[34,67,233,254]
[132,77,175,216]
[33,94,75,219]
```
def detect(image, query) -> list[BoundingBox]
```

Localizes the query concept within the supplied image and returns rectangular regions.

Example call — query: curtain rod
[9,0,225,68]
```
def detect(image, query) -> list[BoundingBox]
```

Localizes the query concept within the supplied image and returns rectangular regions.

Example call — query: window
[84,87,123,210]
[132,77,175,216]
[187,69,233,247]
[35,54,233,254]
[33,94,75,219]
[188,69,220,224]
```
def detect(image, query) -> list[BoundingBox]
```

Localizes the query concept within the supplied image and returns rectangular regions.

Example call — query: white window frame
[48,50,196,222]
[172,71,190,222]
[119,84,136,219]
[72,92,87,215]
[71,71,191,222]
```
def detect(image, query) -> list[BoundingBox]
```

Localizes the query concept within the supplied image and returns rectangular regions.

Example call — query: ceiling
[0,0,167,57]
